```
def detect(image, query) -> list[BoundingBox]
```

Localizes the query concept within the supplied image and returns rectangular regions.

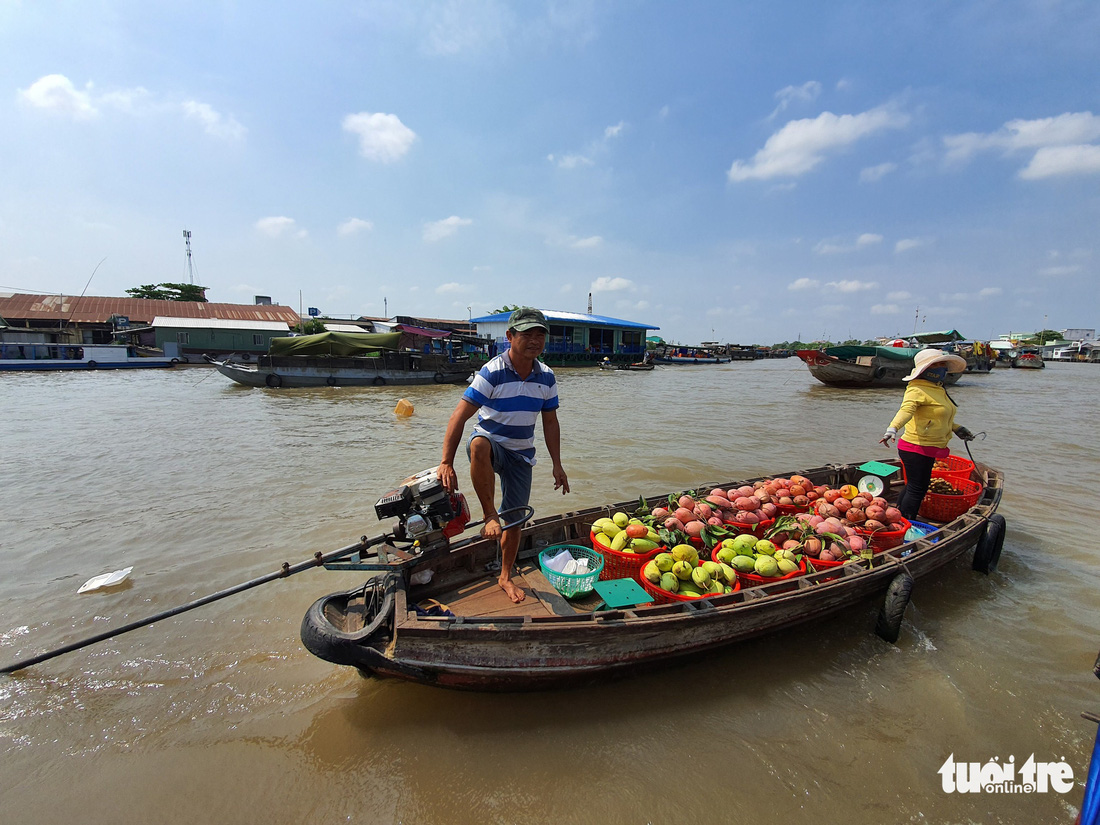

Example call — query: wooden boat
[796,346,962,388]
[300,459,1004,691]
[1011,346,1045,369]
[0,341,177,371]
[207,330,474,388]
[600,359,655,371]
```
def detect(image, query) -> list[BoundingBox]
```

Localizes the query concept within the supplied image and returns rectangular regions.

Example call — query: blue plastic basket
[904,520,941,543]
[538,545,604,598]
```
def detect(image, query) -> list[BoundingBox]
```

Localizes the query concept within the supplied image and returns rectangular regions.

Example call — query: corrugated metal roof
[471,309,658,330]
[0,293,302,326]
[152,316,291,331]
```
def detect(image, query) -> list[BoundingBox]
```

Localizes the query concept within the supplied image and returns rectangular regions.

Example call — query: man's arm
[541,409,569,494]
[439,398,480,492]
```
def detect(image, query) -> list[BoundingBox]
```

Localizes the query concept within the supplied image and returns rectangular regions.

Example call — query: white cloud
[871,304,900,315]
[435,282,471,294]
[552,153,593,169]
[17,74,97,118]
[825,279,877,293]
[255,216,306,238]
[591,276,632,293]
[343,111,417,162]
[658,105,670,119]
[769,81,822,119]
[788,277,819,291]
[337,218,374,236]
[895,238,926,253]
[944,111,1100,162]
[1039,264,1081,276]
[423,215,472,242]
[182,100,246,140]
[604,121,625,139]
[1019,144,1100,179]
[814,234,881,255]
[860,162,896,182]
[887,291,912,301]
[728,106,910,182]
[568,235,602,249]
[100,86,150,113]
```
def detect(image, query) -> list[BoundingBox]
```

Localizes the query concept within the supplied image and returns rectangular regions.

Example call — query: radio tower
[183,230,194,284]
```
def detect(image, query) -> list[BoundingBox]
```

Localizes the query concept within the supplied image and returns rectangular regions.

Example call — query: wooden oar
[0,535,384,675]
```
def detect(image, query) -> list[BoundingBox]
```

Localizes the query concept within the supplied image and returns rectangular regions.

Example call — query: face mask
[922,366,948,383]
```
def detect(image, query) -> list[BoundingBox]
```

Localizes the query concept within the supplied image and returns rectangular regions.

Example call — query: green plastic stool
[593,578,653,610]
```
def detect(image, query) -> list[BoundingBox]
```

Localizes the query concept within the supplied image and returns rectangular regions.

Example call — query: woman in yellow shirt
[880,349,976,519]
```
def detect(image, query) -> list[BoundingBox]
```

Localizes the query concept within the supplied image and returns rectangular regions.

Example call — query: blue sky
[2,1,1097,344]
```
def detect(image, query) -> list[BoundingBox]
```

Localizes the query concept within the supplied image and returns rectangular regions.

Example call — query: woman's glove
[880,426,897,446]
[954,426,975,441]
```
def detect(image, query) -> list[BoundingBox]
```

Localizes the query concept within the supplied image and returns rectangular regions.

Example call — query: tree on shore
[487,304,521,315]
[126,283,209,302]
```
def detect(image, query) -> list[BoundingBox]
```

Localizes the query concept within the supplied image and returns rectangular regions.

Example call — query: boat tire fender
[433,371,446,384]
[874,571,914,644]
[373,376,386,386]
[266,373,282,388]
[326,376,337,386]
[86,360,97,369]
[972,514,1006,574]
[873,367,888,380]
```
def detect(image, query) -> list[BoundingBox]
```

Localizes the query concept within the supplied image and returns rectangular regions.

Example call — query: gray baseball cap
[507,307,549,332]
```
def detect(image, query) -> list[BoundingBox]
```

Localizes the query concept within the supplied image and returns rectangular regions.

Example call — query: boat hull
[301,461,1003,691]
[797,350,961,388]
[212,352,474,387]
[0,343,176,371]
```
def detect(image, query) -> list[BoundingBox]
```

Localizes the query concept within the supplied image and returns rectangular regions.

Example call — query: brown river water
[1,359,1098,824]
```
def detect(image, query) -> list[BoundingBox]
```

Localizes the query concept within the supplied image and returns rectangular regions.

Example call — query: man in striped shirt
[439,307,569,603]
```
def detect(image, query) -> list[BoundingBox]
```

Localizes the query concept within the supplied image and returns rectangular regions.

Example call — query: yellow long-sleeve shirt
[888,379,959,448]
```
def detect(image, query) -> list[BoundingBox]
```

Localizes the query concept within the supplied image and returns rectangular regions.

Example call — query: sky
[1,1,1098,345]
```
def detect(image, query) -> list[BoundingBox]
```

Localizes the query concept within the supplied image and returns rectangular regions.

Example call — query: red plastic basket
[932,454,976,481]
[857,517,912,551]
[774,502,810,516]
[590,530,662,581]
[736,558,807,587]
[902,453,975,484]
[918,478,983,523]
[638,569,739,605]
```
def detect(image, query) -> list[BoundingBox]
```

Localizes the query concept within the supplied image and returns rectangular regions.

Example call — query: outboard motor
[374,467,470,556]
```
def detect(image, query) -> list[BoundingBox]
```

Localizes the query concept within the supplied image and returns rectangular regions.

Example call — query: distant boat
[652,345,729,364]
[0,341,177,371]
[796,345,962,388]
[1011,346,1045,369]
[207,330,474,388]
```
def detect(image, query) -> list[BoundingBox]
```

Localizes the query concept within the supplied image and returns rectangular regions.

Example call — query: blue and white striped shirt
[463,352,559,464]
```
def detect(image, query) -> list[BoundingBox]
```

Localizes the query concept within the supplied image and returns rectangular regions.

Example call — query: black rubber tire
[972,514,1006,574]
[326,376,337,386]
[86,360,97,369]
[373,376,386,386]
[433,371,446,384]
[875,571,915,644]
[265,373,282,388]
[874,366,888,380]
[170,358,180,365]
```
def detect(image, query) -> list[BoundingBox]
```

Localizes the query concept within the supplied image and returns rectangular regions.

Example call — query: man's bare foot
[498,575,526,603]
[480,515,502,541]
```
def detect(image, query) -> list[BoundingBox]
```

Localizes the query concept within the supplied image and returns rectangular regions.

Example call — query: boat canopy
[825,345,922,361]
[268,331,402,356]
[911,330,965,344]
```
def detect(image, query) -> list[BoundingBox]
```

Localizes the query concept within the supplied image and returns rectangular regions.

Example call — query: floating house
[471,309,658,365]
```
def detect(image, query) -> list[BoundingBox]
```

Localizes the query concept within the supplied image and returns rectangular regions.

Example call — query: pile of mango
[712,533,802,579]
[641,543,738,597]
[591,512,662,554]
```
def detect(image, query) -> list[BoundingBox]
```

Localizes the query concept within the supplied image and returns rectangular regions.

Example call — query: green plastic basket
[538,545,604,598]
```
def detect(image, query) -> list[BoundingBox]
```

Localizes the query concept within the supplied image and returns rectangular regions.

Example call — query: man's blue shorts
[467,434,532,522]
